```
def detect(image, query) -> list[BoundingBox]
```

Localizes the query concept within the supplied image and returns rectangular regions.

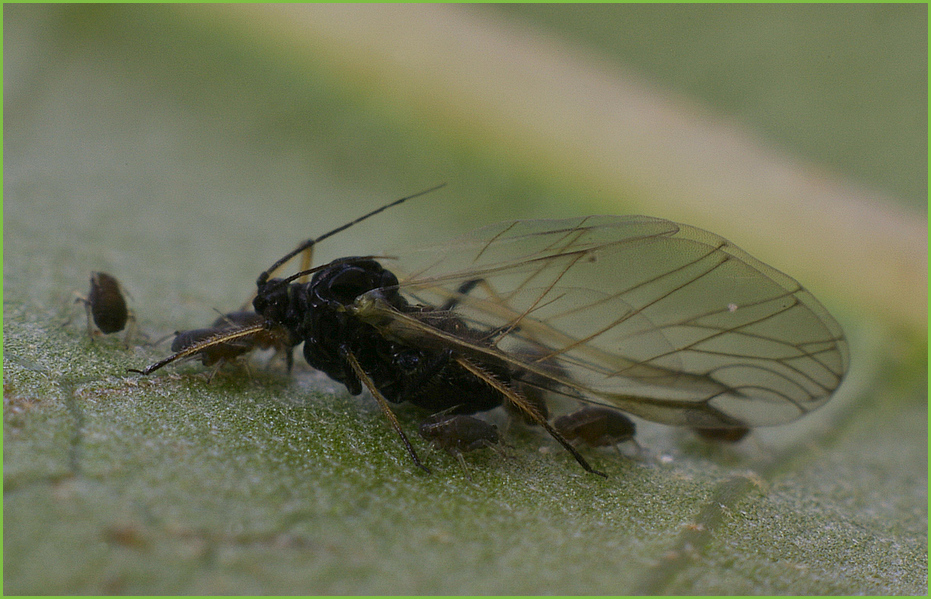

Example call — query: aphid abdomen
[323,323,505,415]
[388,351,506,414]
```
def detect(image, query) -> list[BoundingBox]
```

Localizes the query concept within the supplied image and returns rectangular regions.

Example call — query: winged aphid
[131,187,849,476]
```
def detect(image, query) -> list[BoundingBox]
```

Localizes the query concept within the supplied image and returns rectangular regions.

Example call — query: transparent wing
[354,216,849,429]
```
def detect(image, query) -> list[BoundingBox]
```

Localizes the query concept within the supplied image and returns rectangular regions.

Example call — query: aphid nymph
[419,412,501,454]
[553,406,637,448]
[419,412,502,479]
[76,271,135,343]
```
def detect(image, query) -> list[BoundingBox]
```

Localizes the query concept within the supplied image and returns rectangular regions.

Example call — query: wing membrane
[356,216,849,429]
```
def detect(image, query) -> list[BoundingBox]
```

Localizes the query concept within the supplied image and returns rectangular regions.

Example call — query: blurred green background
[495,3,927,208]
[4,4,926,595]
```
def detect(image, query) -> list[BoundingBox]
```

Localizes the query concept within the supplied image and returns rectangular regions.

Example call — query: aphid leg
[453,452,473,481]
[436,278,582,458]
[203,361,225,384]
[298,243,314,284]
[120,312,138,348]
[203,355,253,384]
[75,294,97,339]
[455,357,607,478]
[447,279,584,434]
[343,350,432,474]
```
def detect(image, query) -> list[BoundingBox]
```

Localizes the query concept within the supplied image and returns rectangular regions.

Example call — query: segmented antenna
[257,183,447,287]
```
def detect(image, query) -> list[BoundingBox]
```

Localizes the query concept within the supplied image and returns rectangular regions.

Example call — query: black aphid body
[253,258,507,415]
[86,271,128,334]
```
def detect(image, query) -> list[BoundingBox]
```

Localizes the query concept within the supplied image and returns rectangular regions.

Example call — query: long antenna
[257,183,447,287]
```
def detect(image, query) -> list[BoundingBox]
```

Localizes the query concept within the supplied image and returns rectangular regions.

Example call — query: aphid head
[253,277,290,323]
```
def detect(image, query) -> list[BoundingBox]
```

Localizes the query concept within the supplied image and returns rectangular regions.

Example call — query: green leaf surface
[4,5,927,595]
